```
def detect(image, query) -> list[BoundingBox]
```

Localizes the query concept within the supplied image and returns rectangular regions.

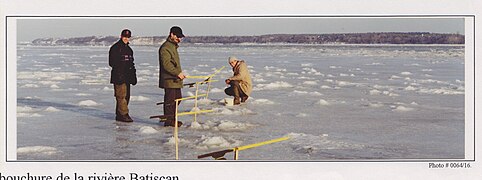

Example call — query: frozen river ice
[15,44,465,160]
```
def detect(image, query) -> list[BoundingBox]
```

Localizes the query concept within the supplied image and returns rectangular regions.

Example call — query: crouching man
[225,56,252,105]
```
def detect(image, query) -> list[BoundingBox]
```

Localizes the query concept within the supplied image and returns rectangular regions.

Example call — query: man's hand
[178,72,186,80]
[225,79,231,84]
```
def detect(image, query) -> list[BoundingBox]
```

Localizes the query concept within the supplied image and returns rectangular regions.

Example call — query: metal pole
[175,99,179,160]
[193,83,199,122]
[234,149,239,160]
[206,78,212,99]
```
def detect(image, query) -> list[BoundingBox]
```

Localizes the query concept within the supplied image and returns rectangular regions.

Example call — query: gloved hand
[129,66,137,86]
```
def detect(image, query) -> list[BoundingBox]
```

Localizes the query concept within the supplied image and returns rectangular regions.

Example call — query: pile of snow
[80,79,105,85]
[139,126,158,134]
[190,121,210,130]
[197,98,215,105]
[320,85,331,89]
[49,84,60,89]
[316,99,330,106]
[253,78,267,82]
[365,62,384,66]
[44,106,61,112]
[292,90,309,95]
[17,146,59,155]
[255,81,293,91]
[21,84,39,88]
[130,96,150,102]
[296,113,308,117]
[302,67,318,73]
[287,133,364,154]
[190,120,255,132]
[213,107,254,115]
[418,87,464,95]
[209,88,223,93]
[302,81,318,86]
[336,81,359,87]
[195,135,242,150]
[102,87,113,91]
[291,90,322,96]
[217,120,256,131]
[368,102,384,108]
[404,86,417,91]
[77,100,102,107]
[17,106,43,118]
[190,107,201,112]
[392,105,414,112]
[75,93,92,96]
[251,99,275,105]
[165,136,191,145]
[369,89,382,95]
[264,66,276,70]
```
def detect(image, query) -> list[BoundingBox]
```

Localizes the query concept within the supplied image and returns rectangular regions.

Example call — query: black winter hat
[121,29,131,38]
[170,26,185,38]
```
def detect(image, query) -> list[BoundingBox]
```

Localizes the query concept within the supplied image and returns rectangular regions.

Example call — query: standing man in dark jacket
[159,26,186,127]
[109,29,137,122]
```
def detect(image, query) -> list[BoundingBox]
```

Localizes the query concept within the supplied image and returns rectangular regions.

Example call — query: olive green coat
[229,60,252,96]
[159,38,183,88]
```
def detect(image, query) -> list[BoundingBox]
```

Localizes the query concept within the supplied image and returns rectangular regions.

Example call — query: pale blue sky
[17,18,465,42]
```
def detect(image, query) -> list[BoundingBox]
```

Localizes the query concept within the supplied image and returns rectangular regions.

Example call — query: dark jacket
[109,39,137,85]
[159,38,183,88]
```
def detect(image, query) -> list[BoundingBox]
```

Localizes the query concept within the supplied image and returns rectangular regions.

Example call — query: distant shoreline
[24,32,465,46]
[18,43,465,48]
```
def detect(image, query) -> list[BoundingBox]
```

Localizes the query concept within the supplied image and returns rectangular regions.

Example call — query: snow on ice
[16,44,465,160]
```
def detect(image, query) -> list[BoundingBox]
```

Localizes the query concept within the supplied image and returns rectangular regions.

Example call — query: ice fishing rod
[198,136,291,160]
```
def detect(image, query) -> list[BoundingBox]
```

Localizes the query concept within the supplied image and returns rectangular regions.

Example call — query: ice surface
[16,44,465,160]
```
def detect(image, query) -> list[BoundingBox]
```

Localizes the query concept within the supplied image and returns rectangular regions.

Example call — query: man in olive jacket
[109,29,137,122]
[225,56,252,105]
[159,26,186,127]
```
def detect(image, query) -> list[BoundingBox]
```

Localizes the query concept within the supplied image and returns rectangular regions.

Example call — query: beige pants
[114,83,130,116]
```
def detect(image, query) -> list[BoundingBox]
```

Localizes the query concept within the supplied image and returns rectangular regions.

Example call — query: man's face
[121,36,130,44]
[229,60,237,67]
[170,33,182,43]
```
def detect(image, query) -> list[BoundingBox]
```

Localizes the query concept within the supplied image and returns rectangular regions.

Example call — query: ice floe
[17,146,59,155]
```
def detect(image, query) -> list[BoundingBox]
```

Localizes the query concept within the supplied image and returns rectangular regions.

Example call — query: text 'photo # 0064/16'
[13,17,466,161]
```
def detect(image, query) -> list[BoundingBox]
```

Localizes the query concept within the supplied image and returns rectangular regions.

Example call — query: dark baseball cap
[170,26,185,38]
[121,29,132,38]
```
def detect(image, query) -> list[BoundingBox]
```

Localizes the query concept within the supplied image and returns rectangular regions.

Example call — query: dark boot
[164,120,183,127]
[116,114,133,122]
[233,97,241,105]
[241,96,249,103]
[125,113,134,122]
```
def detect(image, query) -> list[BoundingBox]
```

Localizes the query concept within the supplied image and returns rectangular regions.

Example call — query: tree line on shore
[30,32,464,46]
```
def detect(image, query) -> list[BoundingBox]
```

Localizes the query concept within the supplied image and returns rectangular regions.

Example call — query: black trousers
[225,80,247,98]
[164,88,182,121]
